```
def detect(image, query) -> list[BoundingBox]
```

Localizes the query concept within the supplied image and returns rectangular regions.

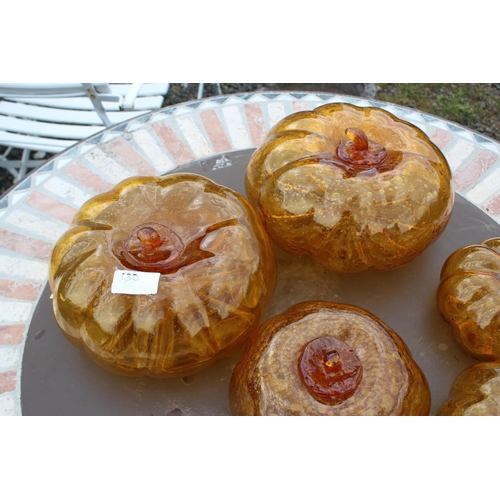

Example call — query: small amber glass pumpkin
[49,174,277,378]
[438,362,500,416]
[245,103,454,273]
[229,301,430,416]
[437,238,500,361]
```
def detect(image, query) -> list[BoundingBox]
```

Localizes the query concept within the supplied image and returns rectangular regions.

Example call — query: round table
[2,91,500,416]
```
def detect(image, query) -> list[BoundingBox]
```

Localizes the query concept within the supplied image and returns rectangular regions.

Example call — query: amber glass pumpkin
[49,174,277,377]
[229,301,430,416]
[437,238,500,361]
[438,362,500,416]
[245,103,454,273]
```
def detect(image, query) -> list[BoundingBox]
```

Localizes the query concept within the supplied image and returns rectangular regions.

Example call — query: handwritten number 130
[122,272,139,282]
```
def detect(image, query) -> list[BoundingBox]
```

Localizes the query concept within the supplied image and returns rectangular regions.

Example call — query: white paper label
[111,270,160,295]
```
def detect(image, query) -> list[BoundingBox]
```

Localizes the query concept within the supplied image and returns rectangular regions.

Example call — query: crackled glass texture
[229,301,430,416]
[245,103,454,273]
[437,238,500,361]
[49,174,277,377]
[438,362,500,416]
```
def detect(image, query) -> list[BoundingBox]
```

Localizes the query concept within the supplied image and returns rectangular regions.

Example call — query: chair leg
[0,146,12,161]
[0,147,17,178]
[197,83,223,99]
[121,83,143,110]
[18,149,31,180]
[197,83,204,100]
[81,83,112,127]
[1,147,32,180]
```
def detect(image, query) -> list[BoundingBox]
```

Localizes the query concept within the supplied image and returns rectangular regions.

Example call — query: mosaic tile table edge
[1,92,500,416]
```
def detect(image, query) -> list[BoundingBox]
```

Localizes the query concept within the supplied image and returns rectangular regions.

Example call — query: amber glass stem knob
[124,222,184,264]
[298,336,363,405]
[336,127,388,167]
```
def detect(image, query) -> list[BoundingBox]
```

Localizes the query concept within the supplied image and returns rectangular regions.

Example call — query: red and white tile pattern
[1,92,500,415]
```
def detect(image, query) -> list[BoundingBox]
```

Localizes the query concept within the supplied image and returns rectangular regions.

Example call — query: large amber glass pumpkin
[437,238,500,361]
[245,103,454,273]
[49,174,277,377]
[229,301,430,416]
[438,362,500,416]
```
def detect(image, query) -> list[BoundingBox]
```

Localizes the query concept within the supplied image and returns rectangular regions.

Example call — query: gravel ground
[1,83,498,196]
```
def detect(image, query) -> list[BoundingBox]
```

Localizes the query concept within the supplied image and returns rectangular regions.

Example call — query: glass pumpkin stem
[298,336,363,405]
[114,221,221,274]
[123,222,185,267]
[346,127,369,150]
[337,127,388,167]
[137,226,162,250]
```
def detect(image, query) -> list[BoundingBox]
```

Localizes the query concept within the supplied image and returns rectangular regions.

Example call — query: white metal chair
[0,83,171,180]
